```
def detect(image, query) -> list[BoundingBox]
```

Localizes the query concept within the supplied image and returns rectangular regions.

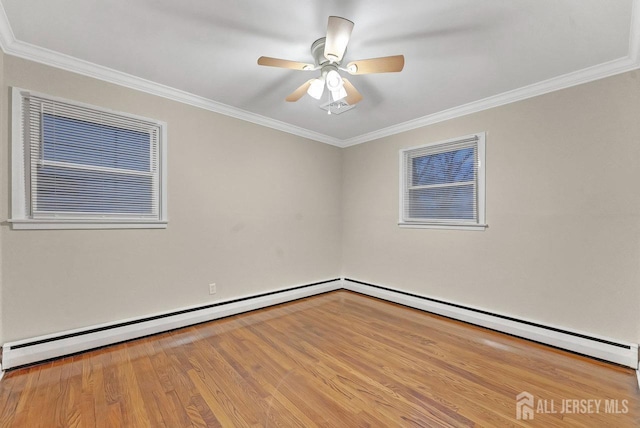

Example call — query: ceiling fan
[257,16,405,107]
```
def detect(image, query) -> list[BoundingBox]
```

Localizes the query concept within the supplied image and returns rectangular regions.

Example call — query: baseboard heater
[1,279,342,370]
[343,278,639,369]
[3,277,638,370]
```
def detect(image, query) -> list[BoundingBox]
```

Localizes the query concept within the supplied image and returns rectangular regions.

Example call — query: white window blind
[11,88,168,229]
[399,133,486,230]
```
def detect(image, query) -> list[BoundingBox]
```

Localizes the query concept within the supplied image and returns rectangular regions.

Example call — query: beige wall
[0,55,343,342]
[342,70,640,344]
[1,53,638,347]
[0,51,4,345]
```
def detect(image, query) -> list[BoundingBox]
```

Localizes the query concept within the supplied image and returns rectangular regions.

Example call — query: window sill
[9,219,168,230]
[398,222,488,231]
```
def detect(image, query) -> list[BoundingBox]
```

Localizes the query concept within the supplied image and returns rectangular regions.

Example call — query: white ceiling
[0,1,637,145]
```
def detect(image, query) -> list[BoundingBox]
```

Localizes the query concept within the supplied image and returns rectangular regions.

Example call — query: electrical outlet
[209,283,217,295]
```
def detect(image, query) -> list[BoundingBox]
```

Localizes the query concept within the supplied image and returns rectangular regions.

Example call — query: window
[399,133,486,230]
[10,87,167,229]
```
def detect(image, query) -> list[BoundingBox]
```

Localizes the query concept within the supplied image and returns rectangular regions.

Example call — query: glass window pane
[408,185,476,220]
[411,147,475,186]
[36,165,153,214]
[43,114,151,172]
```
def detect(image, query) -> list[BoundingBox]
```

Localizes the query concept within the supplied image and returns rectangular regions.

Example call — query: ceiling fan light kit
[326,70,342,90]
[307,77,326,100]
[257,16,405,113]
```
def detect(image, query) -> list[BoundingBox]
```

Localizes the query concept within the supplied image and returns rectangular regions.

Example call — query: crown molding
[0,1,638,149]
[0,3,342,147]
[631,0,640,62]
[0,0,13,52]
[340,56,640,147]
[341,0,640,147]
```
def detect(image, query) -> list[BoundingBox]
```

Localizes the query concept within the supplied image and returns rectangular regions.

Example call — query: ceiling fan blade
[285,80,314,102]
[346,55,405,75]
[342,78,363,105]
[258,56,315,71]
[324,16,354,62]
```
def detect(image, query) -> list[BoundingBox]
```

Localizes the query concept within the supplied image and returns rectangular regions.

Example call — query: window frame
[10,87,168,230]
[398,132,487,231]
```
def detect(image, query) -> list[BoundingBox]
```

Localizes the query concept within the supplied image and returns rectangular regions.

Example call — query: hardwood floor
[0,290,637,427]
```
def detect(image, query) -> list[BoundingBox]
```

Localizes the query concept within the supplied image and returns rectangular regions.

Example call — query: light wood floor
[0,291,637,427]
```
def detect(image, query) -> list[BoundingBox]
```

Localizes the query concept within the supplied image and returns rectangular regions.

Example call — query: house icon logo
[516,391,535,420]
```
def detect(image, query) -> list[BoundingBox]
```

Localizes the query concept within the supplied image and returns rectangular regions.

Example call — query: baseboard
[1,278,342,370]
[343,278,639,369]
[636,368,640,389]
[3,277,638,371]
